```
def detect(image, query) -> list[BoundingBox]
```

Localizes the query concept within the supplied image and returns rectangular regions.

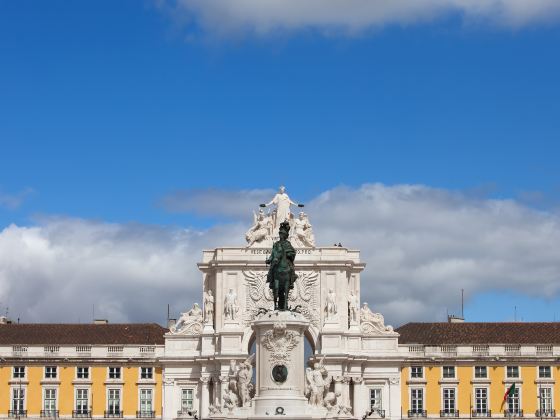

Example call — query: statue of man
[204,290,214,324]
[266,221,297,311]
[326,289,337,319]
[348,290,359,324]
[306,357,328,406]
[263,186,299,233]
[224,289,238,321]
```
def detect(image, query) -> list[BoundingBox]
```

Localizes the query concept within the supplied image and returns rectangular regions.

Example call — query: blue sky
[1,1,560,325]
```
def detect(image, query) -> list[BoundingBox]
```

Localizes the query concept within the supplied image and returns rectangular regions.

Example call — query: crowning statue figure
[263,185,299,233]
[266,221,297,311]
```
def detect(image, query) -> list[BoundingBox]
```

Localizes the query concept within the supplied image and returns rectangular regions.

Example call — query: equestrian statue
[266,221,298,311]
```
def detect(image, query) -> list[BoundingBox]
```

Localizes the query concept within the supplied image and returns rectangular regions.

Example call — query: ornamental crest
[261,322,298,364]
[244,270,319,330]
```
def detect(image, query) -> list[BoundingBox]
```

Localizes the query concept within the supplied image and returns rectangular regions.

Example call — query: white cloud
[2,183,560,327]
[0,217,245,323]
[158,0,560,37]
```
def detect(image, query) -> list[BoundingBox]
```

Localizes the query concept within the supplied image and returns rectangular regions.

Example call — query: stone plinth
[251,310,310,416]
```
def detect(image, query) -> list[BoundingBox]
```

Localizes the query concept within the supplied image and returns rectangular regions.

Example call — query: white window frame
[538,366,552,379]
[11,386,26,413]
[442,366,456,379]
[442,387,457,414]
[539,387,553,414]
[13,366,26,380]
[180,388,194,412]
[474,366,488,379]
[369,388,383,410]
[74,388,90,414]
[139,388,154,415]
[108,367,122,380]
[410,388,424,414]
[43,387,58,414]
[506,385,521,414]
[107,388,122,415]
[76,367,90,380]
[474,387,489,414]
[140,367,153,380]
[410,366,424,379]
[44,366,58,379]
[506,366,520,379]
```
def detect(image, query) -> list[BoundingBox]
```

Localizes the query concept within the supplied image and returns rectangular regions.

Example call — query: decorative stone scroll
[360,303,397,336]
[261,322,298,364]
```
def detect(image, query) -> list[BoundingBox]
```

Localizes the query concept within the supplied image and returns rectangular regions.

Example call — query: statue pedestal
[251,310,310,417]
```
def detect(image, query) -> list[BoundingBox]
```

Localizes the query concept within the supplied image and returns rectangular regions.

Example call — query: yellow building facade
[397,321,560,419]
[0,323,166,420]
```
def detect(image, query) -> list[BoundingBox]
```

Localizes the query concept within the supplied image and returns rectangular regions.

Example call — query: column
[342,376,351,409]
[199,377,210,418]
[334,376,344,401]
[218,376,228,406]
[353,377,365,418]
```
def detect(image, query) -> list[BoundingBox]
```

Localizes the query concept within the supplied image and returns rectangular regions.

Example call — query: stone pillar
[334,376,344,401]
[353,377,365,418]
[251,310,310,416]
[218,376,228,406]
[199,377,210,417]
[342,376,351,409]
[162,378,174,419]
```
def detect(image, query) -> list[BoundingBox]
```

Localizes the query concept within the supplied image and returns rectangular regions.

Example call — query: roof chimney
[448,314,465,323]
[94,319,109,325]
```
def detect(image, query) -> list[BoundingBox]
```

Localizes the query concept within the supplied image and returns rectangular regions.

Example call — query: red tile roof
[396,322,560,345]
[0,323,166,345]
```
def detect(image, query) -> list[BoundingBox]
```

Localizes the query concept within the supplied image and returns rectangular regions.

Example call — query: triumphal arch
[162,187,400,419]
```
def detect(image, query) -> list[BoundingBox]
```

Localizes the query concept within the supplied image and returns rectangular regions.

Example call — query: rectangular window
[475,388,488,414]
[13,366,25,379]
[108,367,121,380]
[181,389,193,412]
[45,366,57,379]
[77,367,89,379]
[507,387,520,413]
[443,388,456,413]
[411,389,424,413]
[76,389,89,414]
[539,388,552,414]
[474,366,487,379]
[44,388,57,414]
[443,366,456,379]
[539,366,552,379]
[140,367,153,380]
[370,388,382,410]
[12,388,25,413]
[411,366,423,379]
[506,366,519,379]
[140,389,153,415]
[108,389,121,414]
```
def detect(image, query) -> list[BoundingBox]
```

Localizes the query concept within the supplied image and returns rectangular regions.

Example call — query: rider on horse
[266,221,298,311]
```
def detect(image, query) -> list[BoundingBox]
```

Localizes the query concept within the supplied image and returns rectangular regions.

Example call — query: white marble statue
[224,289,239,321]
[326,289,337,320]
[348,290,360,324]
[360,302,395,335]
[222,389,238,413]
[323,391,342,413]
[237,355,255,406]
[170,303,203,334]
[203,290,214,324]
[305,356,329,407]
[292,211,315,247]
[245,209,273,247]
[264,186,299,233]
